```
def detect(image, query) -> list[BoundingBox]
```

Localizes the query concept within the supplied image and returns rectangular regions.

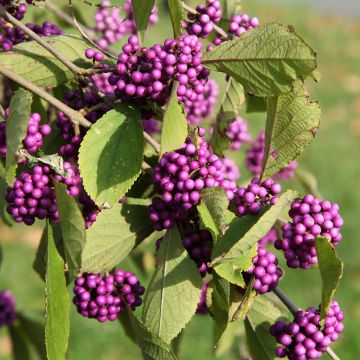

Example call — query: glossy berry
[184,0,222,39]
[270,301,344,359]
[73,270,144,322]
[226,117,251,151]
[0,290,16,327]
[85,48,104,62]
[53,162,82,198]
[233,177,282,217]
[247,245,283,294]
[275,195,343,269]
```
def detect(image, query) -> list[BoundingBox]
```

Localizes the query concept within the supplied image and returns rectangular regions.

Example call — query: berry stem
[273,287,341,360]
[0,8,108,77]
[143,131,160,153]
[181,1,228,39]
[0,66,92,128]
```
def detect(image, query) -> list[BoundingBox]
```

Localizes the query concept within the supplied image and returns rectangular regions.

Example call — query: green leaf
[82,202,153,273]
[79,104,144,207]
[0,35,99,88]
[17,313,46,360]
[142,227,202,344]
[8,323,31,360]
[33,226,48,282]
[214,321,238,357]
[222,0,242,18]
[131,0,155,39]
[315,237,343,321]
[5,88,32,184]
[197,187,231,240]
[167,0,184,38]
[230,278,256,321]
[245,296,288,360]
[202,23,317,96]
[0,161,14,226]
[245,93,267,113]
[160,82,188,157]
[120,311,177,360]
[261,85,321,179]
[211,78,245,156]
[294,168,322,199]
[45,223,70,360]
[55,183,85,281]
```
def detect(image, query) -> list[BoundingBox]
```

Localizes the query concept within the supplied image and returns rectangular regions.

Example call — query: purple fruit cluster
[142,114,160,135]
[220,157,240,182]
[270,301,344,359]
[182,229,213,277]
[0,19,63,51]
[185,79,218,125]
[6,165,58,225]
[0,290,16,327]
[258,228,278,247]
[109,34,209,105]
[53,162,82,198]
[226,117,251,151]
[275,195,343,269]
[91,66,116,98]
[73,270,145,322]
[0,0,30,20]
[196,281,209,314]
[85,48,104,62]
[246,131,298,180]
[184,0,221,39]
[233,177,281,217]
[247,245,282,294]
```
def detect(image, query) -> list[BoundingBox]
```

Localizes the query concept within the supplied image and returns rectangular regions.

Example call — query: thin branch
[273,287,341,360]
[0,66,92,128]
[143,131,160,153]
[181,1,228,39]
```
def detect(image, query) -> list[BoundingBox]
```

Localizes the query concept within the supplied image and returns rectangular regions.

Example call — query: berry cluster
[0,0,30,20]
[246,246,282,294]
[53,162,82,198]
[94,0,158,49]
[226,117,251,151]
[0,113,52,161]
[246,131,298,180]
[73,270,145,322]
[270,301,344,359]
[6,165,58,225]
[91,66,117,98]
[220,157,240,182]
[185,79,218,125]
[0,290,16,327]
[109,34,209,105]
[196,281,209,314]
[184,0,221,39]
[233,177,281,217]
[142,114,160,135]
[182,229,213,276]
[85,48,104,62]
[275,195,343,269]
[0,19,63,51]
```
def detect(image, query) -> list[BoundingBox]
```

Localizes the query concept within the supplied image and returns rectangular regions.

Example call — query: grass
[1,0,360,359]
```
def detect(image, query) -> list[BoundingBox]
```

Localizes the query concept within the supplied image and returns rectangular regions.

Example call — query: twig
[181,1,228,39]
[273,287,341,360]
[143,131,160,153]
[0,66,92,128]
[0,8,107,77]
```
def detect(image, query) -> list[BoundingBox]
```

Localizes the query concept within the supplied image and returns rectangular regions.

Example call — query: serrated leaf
[160,82,188,157]
[197,187,230,240]
[245,296,288,360]
[0,35,100,88]
[79,105,144,207]
[17,313,46,360]
[167,0,184,38]
[142,226,202,344]
[245,93,267,113]
[120,311,177,360]
[202,23,317,96]
[0,161,14,225]
[45,222,70,360]
[33,226,48,282]
[132,0,155,39]
[82,202,153,273]
[261,85,321,179]
[8,323,31,360]
[315,237,343,321]
[54,183,85,281]
[211,78,245,156]
[5,88,32,184]
[214,320,238,357]
[231,278,256,321]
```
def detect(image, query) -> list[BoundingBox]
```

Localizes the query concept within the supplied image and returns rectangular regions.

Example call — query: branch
[0,8,105,77]
[273,287,341,360]
[0,66,92,128]
[181,1,228,39]
[143,131,160,153]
